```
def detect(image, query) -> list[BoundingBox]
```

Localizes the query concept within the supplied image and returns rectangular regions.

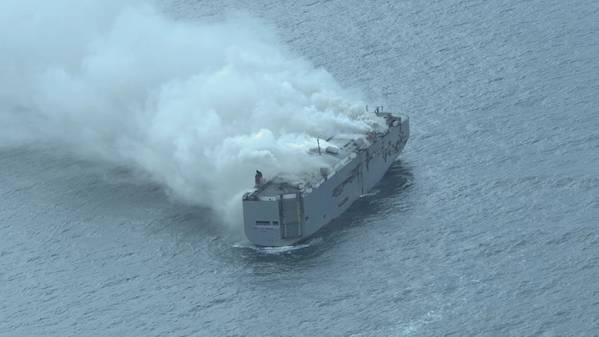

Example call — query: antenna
[317,138,321,155]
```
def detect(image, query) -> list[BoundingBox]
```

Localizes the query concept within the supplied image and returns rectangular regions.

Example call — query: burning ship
[242,107,409,246]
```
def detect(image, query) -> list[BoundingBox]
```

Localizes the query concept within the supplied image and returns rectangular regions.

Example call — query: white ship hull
[242,112,409,246]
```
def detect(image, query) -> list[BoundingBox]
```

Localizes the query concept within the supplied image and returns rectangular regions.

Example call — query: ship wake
[233,238,323,254]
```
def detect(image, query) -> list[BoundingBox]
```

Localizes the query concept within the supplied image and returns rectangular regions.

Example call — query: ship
[242,107,409,246]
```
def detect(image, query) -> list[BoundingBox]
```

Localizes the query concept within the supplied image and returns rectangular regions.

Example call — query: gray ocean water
[2,0,599,336]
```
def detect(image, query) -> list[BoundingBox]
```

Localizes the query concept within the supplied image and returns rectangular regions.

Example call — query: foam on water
[233,237,323,254]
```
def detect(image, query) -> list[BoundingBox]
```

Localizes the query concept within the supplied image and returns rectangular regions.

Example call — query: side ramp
[279,193,304,239]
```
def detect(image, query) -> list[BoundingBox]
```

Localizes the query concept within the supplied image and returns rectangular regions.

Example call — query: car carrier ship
[242,107,409,246]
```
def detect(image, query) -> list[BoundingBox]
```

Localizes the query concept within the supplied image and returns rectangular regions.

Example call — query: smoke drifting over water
[0,0,382,226]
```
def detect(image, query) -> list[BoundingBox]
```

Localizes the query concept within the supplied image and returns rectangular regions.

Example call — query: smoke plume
[0,0,382,226]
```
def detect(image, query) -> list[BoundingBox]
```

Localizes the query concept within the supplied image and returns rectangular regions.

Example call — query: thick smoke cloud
[0,0,382,226]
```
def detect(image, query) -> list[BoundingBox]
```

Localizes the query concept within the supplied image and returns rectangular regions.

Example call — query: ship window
[337,197,349,208]
[332,185,343,197]
[255,221,270,226]
[272,221,279,226]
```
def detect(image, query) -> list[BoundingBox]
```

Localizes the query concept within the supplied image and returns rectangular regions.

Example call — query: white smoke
[0,0,383,226]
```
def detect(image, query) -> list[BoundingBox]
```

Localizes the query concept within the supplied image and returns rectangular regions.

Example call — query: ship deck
[252,133,360,197]
[248,112,403,199]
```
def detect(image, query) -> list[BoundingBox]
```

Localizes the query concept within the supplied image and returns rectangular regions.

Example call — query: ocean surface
[2,0,599,336]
